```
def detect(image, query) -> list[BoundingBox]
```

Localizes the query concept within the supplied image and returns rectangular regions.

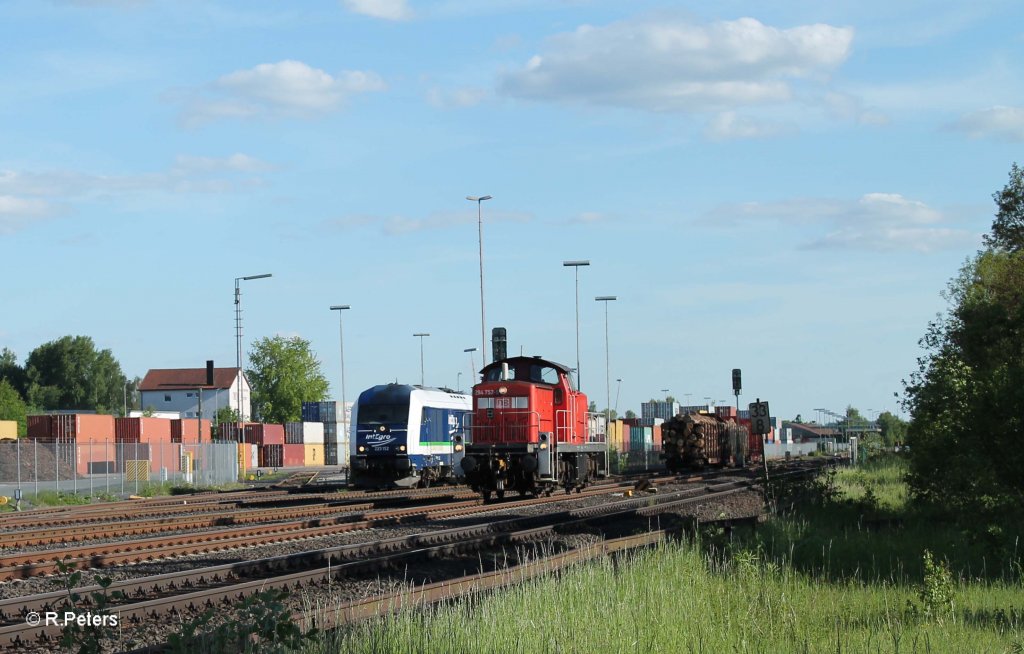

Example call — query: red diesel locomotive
[459,355,608,499]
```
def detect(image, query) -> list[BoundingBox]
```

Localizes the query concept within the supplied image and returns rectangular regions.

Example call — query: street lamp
[661,388,669,399]
[563,260,590,388]
[464,347,478,383]
[595,295,616,451]
[414,333,430,386]
[235,273,272,423]
[330,305,351,437]
[123,379,130,417]
[466,195,492,362]
[615,378,622,415]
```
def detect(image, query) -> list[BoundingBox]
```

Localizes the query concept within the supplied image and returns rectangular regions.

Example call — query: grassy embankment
[295,456,1022,654]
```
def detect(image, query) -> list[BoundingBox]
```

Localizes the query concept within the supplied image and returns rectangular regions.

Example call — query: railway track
[0,460,832,651]
[0,473,771,650]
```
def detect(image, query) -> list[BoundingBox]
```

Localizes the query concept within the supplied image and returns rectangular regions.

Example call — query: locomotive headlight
[399,445,406,452]
[358,446,366,453]
[540,443,548,450]
[455,444,463,452]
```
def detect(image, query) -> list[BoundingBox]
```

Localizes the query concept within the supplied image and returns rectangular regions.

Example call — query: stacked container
[171,419,210,443]
[243,423,285,446]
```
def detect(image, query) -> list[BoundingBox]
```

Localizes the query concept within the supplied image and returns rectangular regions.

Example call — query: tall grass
[282,456,1021,653]
[302,542,1023,654]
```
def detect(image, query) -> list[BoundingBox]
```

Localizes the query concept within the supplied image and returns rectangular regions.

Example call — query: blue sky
[2,0,1022,422]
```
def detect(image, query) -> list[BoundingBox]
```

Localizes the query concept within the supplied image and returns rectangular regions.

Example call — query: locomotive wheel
[482,490,492,502]
[497,489,505,500]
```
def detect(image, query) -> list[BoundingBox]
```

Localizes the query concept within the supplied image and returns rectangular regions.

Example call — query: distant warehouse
[139,367,252,421]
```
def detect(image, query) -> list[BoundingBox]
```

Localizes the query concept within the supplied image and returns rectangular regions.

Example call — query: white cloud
[172,153,275,174]
[499,16,854,112]
[341,0,412,21]
[180,60,385,127]
[426,86,488,109]
[0,154,274,209]
[707,193,974,253]
[0,196,53,235]
[703,112,790,140]
[950,106,1024,142]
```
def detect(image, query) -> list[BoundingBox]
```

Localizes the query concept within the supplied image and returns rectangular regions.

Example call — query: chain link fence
[0,440,240,499]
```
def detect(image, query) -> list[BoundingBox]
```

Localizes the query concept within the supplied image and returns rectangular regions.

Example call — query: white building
[139,367,252,421]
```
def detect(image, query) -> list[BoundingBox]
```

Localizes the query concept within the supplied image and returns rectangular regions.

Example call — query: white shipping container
[301,421,325,444]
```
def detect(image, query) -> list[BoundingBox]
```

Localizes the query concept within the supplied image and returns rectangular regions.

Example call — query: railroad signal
[732,369,742,394]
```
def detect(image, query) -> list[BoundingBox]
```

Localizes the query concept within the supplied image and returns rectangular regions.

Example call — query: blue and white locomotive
[349,384,472,489]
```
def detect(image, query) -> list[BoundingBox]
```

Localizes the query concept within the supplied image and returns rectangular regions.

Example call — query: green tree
[25,336,125,411]
[624,409,637,419]
[905,165,1024,521]
[0,348,27,400]
[983,162,1024,252]
[212,406,240,439]
[876,411,907,447]
[793,413,803,423]
[247,336,329,424]
[0,379,29,436]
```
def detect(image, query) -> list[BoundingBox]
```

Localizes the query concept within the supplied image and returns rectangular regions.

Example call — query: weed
[167,589,307,654]
[54,557,124,654]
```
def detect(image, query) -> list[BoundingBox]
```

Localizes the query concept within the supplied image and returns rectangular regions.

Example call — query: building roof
[139,367,243,391]
[783,422,841,438]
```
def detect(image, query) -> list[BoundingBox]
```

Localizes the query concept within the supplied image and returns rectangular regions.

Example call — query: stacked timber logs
[660,412,750,472]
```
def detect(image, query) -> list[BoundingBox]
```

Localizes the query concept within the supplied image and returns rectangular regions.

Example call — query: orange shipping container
[303,443,324,467]
[51,414,115,443]
[171,419,211,443]
[115,417,172,443]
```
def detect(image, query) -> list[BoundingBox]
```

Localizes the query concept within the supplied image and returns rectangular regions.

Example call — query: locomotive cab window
[530,365,559,385]
[362,404,409,424]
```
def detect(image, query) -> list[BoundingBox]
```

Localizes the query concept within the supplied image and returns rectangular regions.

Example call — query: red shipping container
[259,444,283,468]
[245,423,285,446]
[282,443,305,467]
[27,415,52,440]
[50,414,115,443]
[171,419,211,443]
[115,417,173,444]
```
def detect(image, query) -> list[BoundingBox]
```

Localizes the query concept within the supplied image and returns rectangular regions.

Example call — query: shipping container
[243,423,285,446]
[284,422,304,444]
[301,402,321,423]
[716,406,738,419]
[259,444,283,468]
[171,419,210,443]
[27,415,51,440]
[0,420,17,439]
[115,417,173,444]
[50,414,115,443]
[324,442,338,466]
[301,421,325,444]
[303,443,324,466]
[282,443,305,467]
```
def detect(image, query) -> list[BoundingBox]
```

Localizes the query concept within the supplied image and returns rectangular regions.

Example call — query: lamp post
[703,396,711,410]
[464,347,477,383]
[457,372,463,392]
[235,273,272,424]
[661,388,669,399]
[595,296,616,453]
[330,305,351,438]
[563,260,590,388]
[615,378,622,415]
[414,333,430,386]
[466,195,492,362]
[123,379,130,417]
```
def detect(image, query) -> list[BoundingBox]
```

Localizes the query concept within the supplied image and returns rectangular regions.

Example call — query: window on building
[164,394,171,403]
